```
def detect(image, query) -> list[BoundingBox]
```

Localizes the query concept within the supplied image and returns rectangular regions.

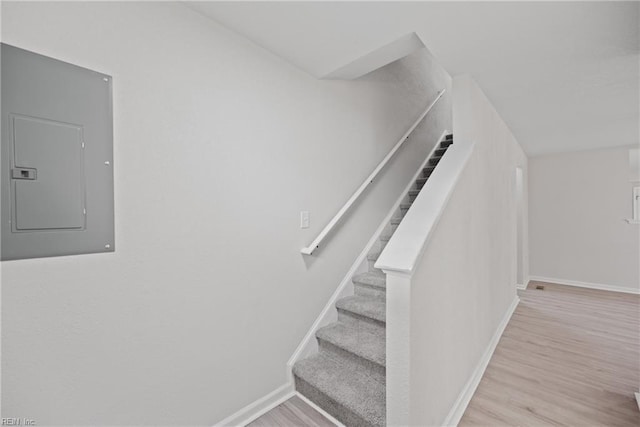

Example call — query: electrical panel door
[1,44,114,260]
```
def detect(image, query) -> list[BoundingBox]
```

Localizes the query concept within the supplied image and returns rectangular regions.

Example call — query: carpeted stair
[293,134,453,427]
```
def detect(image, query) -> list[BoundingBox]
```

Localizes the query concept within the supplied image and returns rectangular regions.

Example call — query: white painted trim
[295,392,345,427]
[287,130,449,377]
[213,383,294,427]
[301,90,446,255]
[635,392,640,411]
[442,296,520,427]
[528,276,640,295]
[515,283,527,290]
[624,219,640,224]
[384,270,413,427]
[376,139,476,273]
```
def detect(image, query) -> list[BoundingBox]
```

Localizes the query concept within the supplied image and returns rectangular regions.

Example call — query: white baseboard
[528,275,639,295]
[287,130,449,377]
[213,382,294,427]
[442,296,520,427]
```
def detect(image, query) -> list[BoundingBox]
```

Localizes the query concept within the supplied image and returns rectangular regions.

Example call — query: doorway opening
[515,167,525,287]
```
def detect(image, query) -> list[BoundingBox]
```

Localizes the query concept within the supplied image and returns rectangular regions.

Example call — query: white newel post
[376,136,476,426]
[384,270,413,426]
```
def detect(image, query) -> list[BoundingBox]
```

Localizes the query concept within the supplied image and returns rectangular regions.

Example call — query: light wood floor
[251,281,639,426]
[247,395,335,427]
[460,281,640,426]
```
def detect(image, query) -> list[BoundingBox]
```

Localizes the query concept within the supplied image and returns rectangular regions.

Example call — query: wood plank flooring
[247,395,335,427]
[460,281,640,426]
[252,281,639,426]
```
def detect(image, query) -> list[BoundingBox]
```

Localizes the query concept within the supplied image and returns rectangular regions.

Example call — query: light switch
[300,211,310,229]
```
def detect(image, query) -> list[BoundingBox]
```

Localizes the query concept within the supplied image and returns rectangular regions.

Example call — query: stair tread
[317,322,385,367]
[367,250,381,261]
[293,353,385,427]
[293,136,456,425]
[336,295,386,323]
[352,271,386,289]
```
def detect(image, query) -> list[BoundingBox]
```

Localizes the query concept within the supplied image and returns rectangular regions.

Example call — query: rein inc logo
[1,419,36,426]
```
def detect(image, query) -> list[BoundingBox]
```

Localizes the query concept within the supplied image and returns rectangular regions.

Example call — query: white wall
[0,2,452,425]
[0,2,3,419]
[529,147,640,292]
[385,75,527,425]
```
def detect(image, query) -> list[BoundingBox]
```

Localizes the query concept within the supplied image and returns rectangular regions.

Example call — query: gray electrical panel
[1,44,114,260]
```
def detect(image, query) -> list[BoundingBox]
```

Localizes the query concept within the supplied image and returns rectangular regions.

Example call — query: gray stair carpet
[293,134,453,427]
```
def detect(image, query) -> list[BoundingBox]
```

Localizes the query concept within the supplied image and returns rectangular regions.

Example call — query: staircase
[293,134,454,427]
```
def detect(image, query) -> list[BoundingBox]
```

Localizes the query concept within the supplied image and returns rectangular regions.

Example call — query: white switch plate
[300,211,310,229]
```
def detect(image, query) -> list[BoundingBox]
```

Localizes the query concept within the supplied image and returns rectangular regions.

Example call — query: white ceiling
[187,1,639,156]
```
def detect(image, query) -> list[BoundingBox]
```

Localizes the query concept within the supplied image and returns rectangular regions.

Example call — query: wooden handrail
[301,89,446,255]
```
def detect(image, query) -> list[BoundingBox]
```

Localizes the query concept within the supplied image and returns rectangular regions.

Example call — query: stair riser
[375,239,388,253]
[337,310,385,335]
[380,223,395,239]
[351,272,387,289]
[367,259,381,272]
[354,282,386,299]
[317,340,385,385]
[292,137,458,427]
[294,376,382,427]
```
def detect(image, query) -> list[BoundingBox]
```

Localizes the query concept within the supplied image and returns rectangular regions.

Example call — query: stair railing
[301,89,446,255]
